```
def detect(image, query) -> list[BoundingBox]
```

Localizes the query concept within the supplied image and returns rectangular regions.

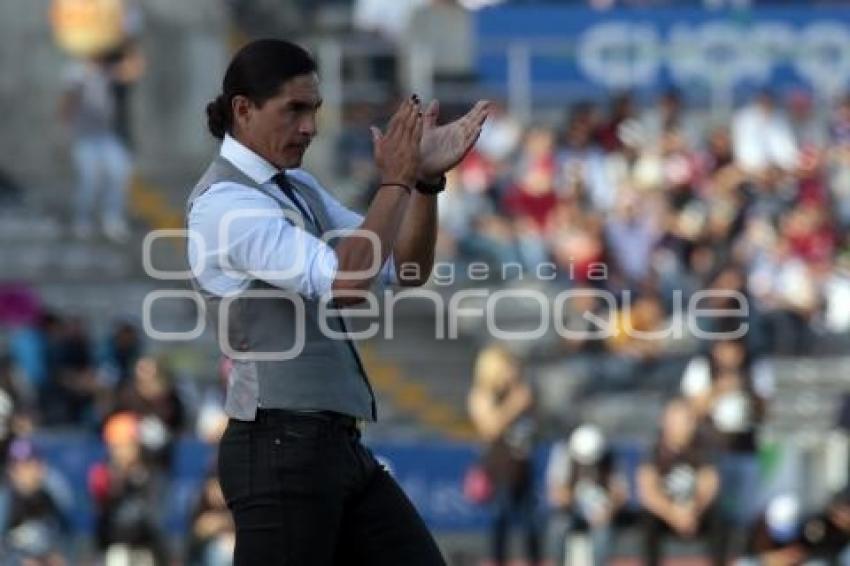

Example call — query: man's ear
[231,95,254,130]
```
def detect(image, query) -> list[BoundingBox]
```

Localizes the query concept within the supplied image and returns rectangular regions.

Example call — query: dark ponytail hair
[206,95,229,139]
[206,39,318,139]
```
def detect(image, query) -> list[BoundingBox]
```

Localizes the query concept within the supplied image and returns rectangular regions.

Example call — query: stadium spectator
[747,234,819,354]
[605,293,679,392]
[545,424,627,565]
[59,51,135,242]
[594,92,636,152]
[702,126,735,176]
[681,338,773,532]
[555,102,613,212]
[186,472,234,566]
[502,126,559,270]
[787,89,827,151]
[37,315,103,427]
[88,412,167,565]
[638,399,727,565]
[112,356,184,472]
[99,318,143,387]
[468,345,540,566]
[732,90,799,176]
[797,487,850,562]
[744,489,850,564]
[547,201,606,286]
[19,312,63,424]
[604,192,662,285]
[0,439,70,565]
[54,317,100,426]
[640,88,703,151]
[743,493,807,565]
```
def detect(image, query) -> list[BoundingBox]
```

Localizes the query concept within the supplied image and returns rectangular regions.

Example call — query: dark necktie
[272,173,315,228]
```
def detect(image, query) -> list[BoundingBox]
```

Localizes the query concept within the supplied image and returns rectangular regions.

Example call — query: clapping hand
[371,96,424,188]
[418,100,490,181]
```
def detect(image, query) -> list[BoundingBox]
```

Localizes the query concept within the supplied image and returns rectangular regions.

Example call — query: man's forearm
[333,184,411,298]
[392,191,437,286]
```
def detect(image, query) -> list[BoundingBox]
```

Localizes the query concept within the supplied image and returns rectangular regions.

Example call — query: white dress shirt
[188,134,395,298]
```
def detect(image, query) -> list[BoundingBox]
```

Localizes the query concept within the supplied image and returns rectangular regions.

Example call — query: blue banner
[474,6,850,101]
[373,441,645,531]
[25,435,646,534]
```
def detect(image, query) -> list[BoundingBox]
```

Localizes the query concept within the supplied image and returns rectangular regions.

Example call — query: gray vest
[186,156,376,421]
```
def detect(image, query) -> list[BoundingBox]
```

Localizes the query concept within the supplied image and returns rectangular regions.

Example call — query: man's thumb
[370,126,382,144]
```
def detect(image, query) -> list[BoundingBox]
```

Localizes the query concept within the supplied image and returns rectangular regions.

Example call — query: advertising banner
[475,6,850,101]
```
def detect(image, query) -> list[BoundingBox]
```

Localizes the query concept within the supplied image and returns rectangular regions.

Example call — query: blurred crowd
[468,345,850,565]
[453,76,850,564]
[0,291,232,565]
[427,89,850,362]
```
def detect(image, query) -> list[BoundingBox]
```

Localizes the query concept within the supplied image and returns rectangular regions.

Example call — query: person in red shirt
[502,127,559,270]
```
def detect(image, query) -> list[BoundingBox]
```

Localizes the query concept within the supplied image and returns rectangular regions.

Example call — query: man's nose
[300,116,317,137]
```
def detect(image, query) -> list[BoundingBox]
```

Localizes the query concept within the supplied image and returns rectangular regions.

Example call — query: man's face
[234,73,322,169]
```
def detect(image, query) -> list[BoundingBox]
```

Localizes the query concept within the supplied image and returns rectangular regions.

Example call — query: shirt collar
[220,133,281,185]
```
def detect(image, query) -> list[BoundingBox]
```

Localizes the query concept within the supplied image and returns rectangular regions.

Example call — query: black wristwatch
[415,175,447,195]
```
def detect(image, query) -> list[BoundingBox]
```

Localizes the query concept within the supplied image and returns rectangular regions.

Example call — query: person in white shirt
[732,91,799,176]
[191,39,489,566]
[60,55,134,242]
[188,134,400,299]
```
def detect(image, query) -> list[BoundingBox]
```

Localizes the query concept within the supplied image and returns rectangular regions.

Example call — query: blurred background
[0,0,849,564]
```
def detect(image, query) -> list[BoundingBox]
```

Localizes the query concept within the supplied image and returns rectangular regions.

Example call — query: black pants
[218,411,446,566]
[491,477,540,565]
[643,508,728,566]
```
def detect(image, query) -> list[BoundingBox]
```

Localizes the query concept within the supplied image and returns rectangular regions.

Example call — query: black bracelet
[415,175,447,195]
[379,182,413,194]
